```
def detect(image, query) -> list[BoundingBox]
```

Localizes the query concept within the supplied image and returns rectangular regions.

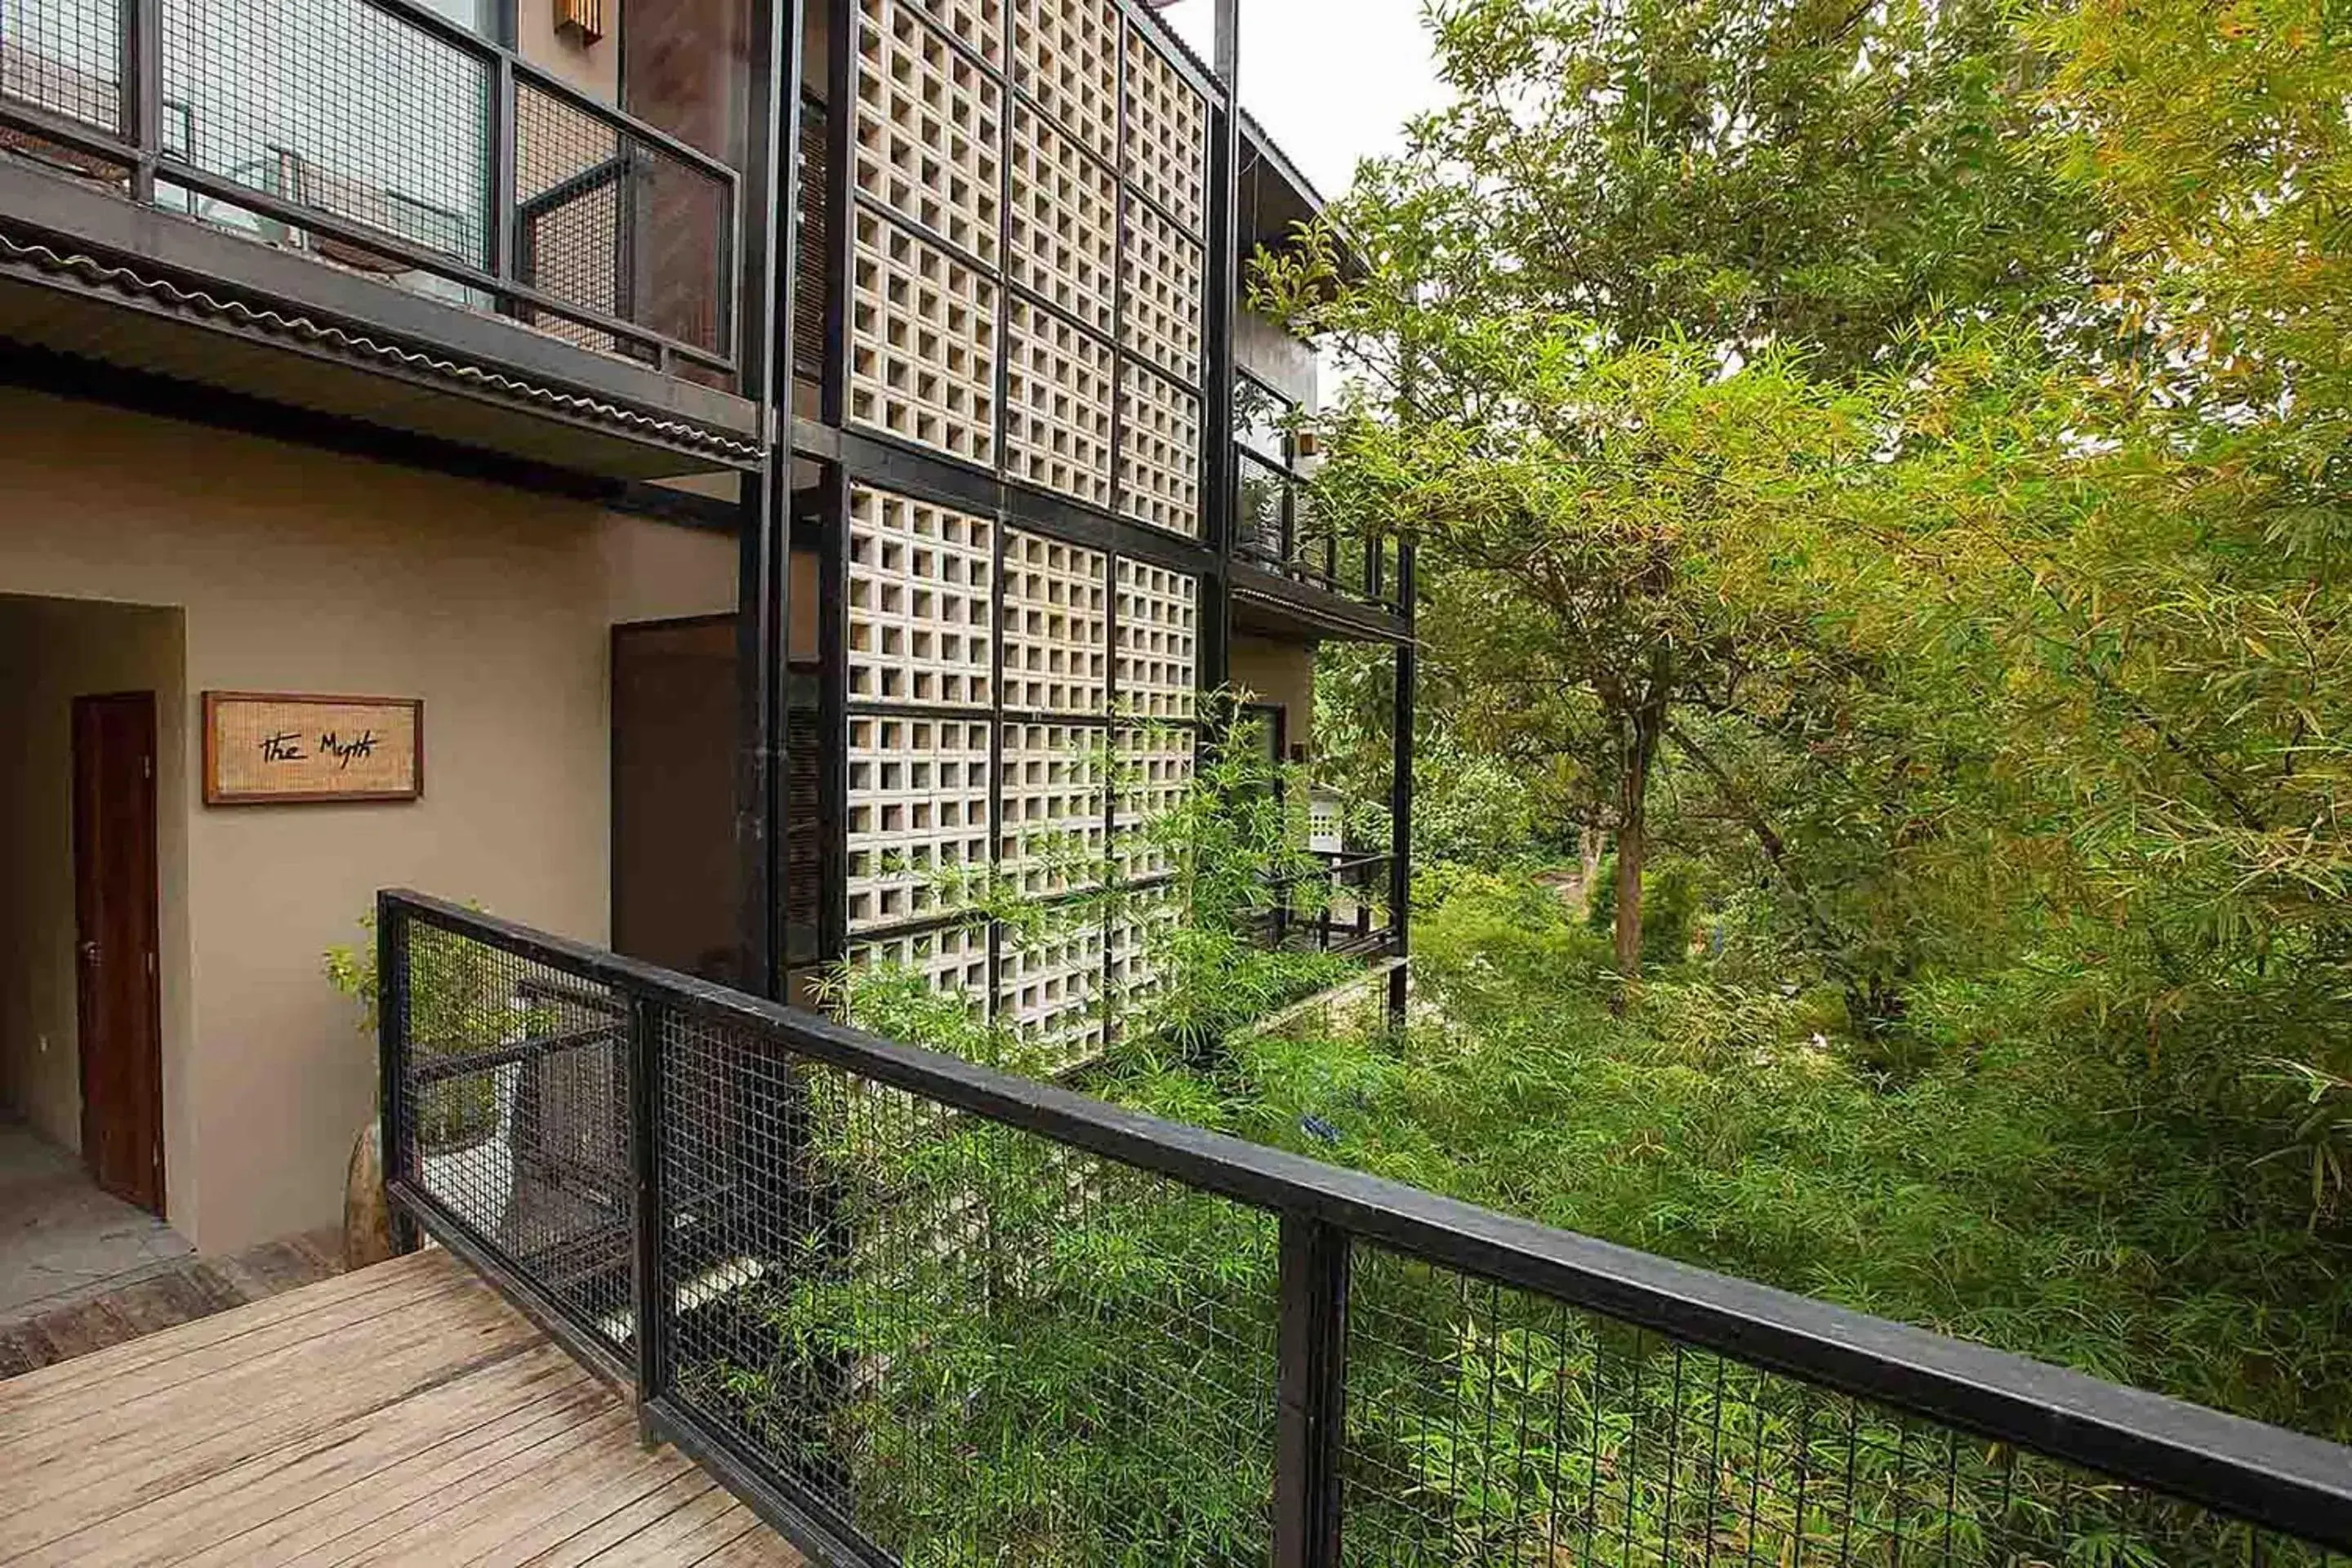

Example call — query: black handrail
[1232,452,1404,616]
[378,887,2352,1565]
[1257,851,1394,953]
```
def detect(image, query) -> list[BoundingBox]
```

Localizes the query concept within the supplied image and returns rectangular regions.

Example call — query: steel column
[821,0,856,429]
[124,0,158,202]
[1388,546,1416,1027]
[818,466,852,964]
[1274,1214,1350,1568]
[375,890,417,1255]
[627,991,668,1439]
[733,0,807,998]
[1199,0,1241,693]
[489,54,518,283]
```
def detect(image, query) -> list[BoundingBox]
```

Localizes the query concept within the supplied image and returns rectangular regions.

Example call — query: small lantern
[555,0,606,45]
[1307,787,1345,856]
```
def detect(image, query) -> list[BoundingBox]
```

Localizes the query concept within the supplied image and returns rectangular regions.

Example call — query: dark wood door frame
[73,691,166,1216]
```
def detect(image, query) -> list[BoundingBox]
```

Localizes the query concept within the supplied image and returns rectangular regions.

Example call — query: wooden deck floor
[0,1250,806,1566]
[0,1227,347,1380]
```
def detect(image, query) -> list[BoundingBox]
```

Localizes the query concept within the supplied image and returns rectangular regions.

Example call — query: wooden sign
[203,693,423,805]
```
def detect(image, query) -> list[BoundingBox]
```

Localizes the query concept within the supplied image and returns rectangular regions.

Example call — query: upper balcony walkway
[0,0,760,479]
[0,1247,801,1566]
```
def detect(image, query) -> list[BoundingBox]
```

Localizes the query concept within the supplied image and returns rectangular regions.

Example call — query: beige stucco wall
[0,600,189,1166]
[0,385,735,1253]
[519,0,622,104]
[1230,634,1316,759]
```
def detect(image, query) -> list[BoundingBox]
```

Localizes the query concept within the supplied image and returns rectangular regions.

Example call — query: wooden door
[73,692,165,1214]
[611,617,741,985]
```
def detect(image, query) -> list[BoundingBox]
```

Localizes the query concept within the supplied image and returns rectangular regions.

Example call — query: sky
[1159,0,1448,203]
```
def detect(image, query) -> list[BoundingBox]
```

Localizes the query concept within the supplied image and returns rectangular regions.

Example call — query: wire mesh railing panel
[1235,452,1288,564]
[392,917,634,1360]
[1343,1244,2342,1568]
[514,74,731,363]
[158,0,490,268]
[656,1005,1283,1566]
[2,2,738,376]
[375,896,2352,1568]
[0,0,118,129]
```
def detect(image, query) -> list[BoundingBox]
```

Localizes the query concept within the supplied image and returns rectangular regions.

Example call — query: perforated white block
[999,921,1106,1065]
[1120,194,1203,384]
[856,0,1002,265]
[904,0,1004,62]
[1107,879,1178,1013]
[1009,104,1116,337]
[1308,789,1346,855]
[849,486,994,706]
[850,209,999,466]
[1015,0,1120,162]
[1113,724,1194,880]
[1121,21,1205,234]
[847,715,993,931]
[1000,529,1108,714]
[1117,361,1201,536]
[999,720,1107,896]
[850,920,991,1003]
[1114,558,1199,721]
[1004,300,1115,508]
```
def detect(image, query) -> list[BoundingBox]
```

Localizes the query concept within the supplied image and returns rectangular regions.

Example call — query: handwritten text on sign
[204,693,423,804]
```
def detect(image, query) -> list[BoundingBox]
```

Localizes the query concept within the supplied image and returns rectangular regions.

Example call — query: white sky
[1160,0,1446,203]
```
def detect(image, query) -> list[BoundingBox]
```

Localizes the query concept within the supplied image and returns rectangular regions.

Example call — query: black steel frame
[0,0,742,376]
[0,0,1418,1022]
[379,888,2352,1565]
[754,0,1419,1008]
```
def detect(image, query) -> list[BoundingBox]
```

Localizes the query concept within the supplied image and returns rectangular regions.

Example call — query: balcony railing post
[627,990,668,1432]
[1275,1214,1350,1568]
[376,892,417,1254]
[488,51,517,284]
[122,0,159,200]
[1389,548,1417,1024]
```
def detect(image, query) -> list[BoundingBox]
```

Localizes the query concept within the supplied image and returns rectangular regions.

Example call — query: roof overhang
[1237,109,1365,286]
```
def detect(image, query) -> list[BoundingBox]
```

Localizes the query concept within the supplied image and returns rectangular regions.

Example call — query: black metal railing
[0,0,737,378]
[379,888,2352,1568]
[1236,447,1403,615]
[1257,851,1395,955]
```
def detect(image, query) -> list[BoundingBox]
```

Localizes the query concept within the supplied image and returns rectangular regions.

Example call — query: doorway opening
[0,593,188,1322]
[0,596,181,1211]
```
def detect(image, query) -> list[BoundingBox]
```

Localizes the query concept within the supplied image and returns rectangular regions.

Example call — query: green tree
[1283,0,2352,1184]
[1263,0,2082,989]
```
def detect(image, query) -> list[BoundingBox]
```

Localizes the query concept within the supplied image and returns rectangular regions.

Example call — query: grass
[690,864,2352,1564]
[1187,868,2352,1442]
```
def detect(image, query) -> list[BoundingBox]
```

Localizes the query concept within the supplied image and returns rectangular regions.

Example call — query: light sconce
[555,0,605,45]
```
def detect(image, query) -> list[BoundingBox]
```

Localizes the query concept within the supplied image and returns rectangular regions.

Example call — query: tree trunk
[1612,691,1667,982]
[1579,824,1605,915]
[1612,786,1646,980]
